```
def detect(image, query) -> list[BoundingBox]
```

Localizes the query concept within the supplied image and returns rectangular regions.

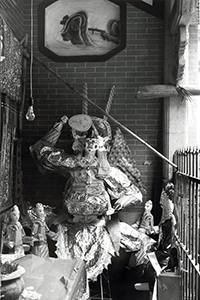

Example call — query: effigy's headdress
[145,199,153,205]
[68,114,92,141]
[10,205,20,214]
[164,182,174,200]
[9,205,20,221]
[35,203,44,210]
[68,114,112,141]
[70,83,115,140]
[68,114,92,133]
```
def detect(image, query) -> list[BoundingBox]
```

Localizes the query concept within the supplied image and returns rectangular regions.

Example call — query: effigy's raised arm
[29,116,81,175]
[41,115,68,145]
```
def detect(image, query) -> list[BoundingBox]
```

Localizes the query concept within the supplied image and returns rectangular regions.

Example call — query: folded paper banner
[82,82,88,115]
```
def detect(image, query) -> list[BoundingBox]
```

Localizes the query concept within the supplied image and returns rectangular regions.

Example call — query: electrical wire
[30,0,33,101]
[26,0,35,121]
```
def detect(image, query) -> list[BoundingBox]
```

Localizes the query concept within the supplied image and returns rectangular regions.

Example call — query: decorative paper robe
[30,122,153,280]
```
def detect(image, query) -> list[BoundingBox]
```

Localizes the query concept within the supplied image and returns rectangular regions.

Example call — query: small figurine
[31,203,57,258]
[128,200,157,267]
[157,182,176,260]
[159,182,175,226]
[132,200,156,235]
[3,205,26,256]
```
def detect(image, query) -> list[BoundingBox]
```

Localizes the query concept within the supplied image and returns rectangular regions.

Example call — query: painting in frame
[38,0,126,62]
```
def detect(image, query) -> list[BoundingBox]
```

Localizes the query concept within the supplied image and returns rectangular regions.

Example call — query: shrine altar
[17,254,87,300]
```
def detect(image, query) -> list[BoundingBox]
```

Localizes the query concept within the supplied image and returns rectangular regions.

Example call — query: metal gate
[173,149,200,300]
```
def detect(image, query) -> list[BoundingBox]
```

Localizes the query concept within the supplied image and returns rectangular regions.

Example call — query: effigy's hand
[6,241,15,249]
[61,115,68,124]
[10,224,18,231]
[53,115,68,132]
[113,192,142,211]
[97,136,110,152]
[113,202,122,211]
[106,207,116,216]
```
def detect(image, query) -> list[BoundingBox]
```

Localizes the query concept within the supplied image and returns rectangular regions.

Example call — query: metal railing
[173,148,200,300]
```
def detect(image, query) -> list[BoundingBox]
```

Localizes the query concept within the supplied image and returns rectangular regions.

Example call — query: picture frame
[38,0,126,62]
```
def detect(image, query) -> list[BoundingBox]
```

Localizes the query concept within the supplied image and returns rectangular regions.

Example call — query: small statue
[128,200,157,267]
[31,203,57,258]
[132,200,156,235]
[157,182,176,262]
[159,182,175,226]
[3,205,26,256]
[131,182,177,293]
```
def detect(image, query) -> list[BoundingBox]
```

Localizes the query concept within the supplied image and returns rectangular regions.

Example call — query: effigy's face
[160,191,174,216]
[72,138,85,153]
[85,138,98,152]
[145,201,153,212]
[10,211,19,223]
[36,206,45,218]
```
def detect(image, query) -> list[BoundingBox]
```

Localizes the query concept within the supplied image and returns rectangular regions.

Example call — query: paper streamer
[82,82,88,114]
[104,85,115,120]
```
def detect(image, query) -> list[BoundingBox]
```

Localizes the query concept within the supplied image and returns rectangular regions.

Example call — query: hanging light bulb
[26,97,35,121]
[26,0,35,121]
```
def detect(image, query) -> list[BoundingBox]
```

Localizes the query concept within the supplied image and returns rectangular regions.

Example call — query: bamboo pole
[33,56,178,169]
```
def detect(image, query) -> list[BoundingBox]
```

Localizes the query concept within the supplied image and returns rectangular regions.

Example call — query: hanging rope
[32,55,178,170]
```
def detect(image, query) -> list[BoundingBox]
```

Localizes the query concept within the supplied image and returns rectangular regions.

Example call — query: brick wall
[4,1,164,220]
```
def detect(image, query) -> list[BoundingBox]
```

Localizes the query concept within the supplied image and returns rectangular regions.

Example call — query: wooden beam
[137,85,200,99]
[169,0,197,34]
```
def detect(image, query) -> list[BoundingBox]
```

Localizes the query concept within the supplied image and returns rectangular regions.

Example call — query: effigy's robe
[30,121,154,281]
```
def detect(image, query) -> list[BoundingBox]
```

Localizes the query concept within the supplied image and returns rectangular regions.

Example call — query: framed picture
[38,0,126,62]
